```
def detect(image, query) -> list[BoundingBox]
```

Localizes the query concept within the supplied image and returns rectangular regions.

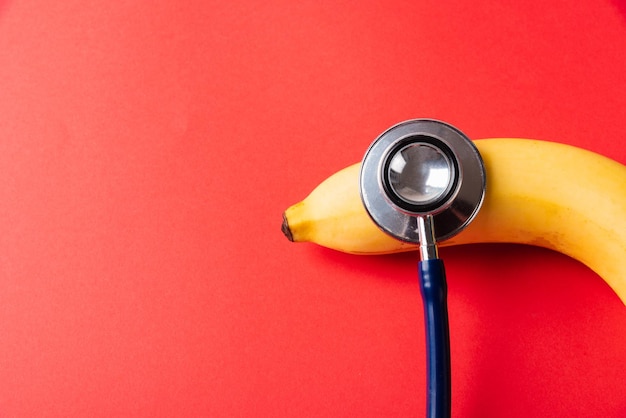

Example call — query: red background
[0,1,625,416]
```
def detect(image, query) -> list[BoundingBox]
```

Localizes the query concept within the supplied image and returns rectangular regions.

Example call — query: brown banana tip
[281,212,294,242]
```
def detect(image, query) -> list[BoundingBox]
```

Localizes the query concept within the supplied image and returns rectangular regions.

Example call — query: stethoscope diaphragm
[360,119,486,244]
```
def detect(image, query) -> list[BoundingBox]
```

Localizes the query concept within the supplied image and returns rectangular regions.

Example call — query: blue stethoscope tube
[419,258,451,418]
[417,214,451,418]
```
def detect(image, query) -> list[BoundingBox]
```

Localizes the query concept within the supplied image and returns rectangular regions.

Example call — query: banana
[282,139,626,305]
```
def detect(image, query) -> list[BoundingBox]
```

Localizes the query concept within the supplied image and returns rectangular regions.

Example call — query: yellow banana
[282,139,626,305]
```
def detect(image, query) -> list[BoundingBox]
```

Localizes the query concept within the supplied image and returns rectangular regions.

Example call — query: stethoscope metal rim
[360,119,486,244]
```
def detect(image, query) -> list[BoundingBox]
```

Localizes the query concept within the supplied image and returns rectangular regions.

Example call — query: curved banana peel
[282,139,626,305]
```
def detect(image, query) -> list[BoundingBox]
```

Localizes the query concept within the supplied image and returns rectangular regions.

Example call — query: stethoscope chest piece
[360,119,486,244]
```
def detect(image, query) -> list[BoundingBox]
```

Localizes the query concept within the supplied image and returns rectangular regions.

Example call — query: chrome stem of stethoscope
[417,215,438,261]
[360,119,486,418]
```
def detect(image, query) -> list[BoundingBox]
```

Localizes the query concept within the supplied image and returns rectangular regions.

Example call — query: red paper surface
[0,1,624,417]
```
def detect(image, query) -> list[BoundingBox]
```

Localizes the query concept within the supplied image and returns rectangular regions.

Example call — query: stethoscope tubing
[418,258,451,418]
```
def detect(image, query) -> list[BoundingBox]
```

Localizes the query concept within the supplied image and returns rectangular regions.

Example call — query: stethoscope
[360,119,486,418]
